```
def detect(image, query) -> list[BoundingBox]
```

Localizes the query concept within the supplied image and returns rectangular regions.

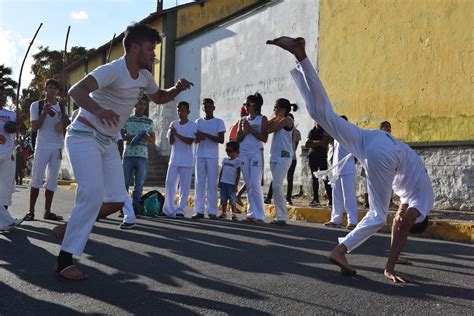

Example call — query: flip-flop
[329,257,357,276]
[54,264,88,281]
[43,213,63,221]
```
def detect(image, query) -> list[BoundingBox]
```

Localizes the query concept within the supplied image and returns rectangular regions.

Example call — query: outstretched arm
[384,206,420,283]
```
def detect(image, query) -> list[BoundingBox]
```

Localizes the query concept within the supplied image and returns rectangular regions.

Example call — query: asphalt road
[1,186,473,315]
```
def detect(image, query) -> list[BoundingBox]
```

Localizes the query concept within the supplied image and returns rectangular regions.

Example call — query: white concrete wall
[173,0,320,182]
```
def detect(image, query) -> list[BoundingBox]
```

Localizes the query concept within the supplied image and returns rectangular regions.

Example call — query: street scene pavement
[1,186,473,315]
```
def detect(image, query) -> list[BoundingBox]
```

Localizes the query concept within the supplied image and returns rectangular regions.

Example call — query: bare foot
[329,245,357,275]
[53,263,88,280]
[52,223,67,241]
[384,269,412,283]
[266,36,307,60]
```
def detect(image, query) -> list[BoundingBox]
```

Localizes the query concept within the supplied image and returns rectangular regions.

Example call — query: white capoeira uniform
[114,132,136,225]
[194,117,226,216]
[61,57,159,255]
[0,109,18,229]
[330,141,358,225]
[269,120,294,221]
[29,101,67,191]
[240,115,266,220]
[291,58,433,253]
[163,120,197,216]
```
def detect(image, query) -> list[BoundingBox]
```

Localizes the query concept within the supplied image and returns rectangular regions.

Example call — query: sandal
[54,263,88,281]
[270,219,287,226]
[43,213,63,221]
[23,212,35,221]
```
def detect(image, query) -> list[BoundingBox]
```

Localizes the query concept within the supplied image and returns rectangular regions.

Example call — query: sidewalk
[24,179,473,244]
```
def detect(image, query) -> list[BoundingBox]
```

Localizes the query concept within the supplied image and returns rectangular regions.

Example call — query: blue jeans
[123,156,148,208]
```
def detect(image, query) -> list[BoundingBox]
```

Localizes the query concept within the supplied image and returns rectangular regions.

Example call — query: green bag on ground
[140,190,165,217]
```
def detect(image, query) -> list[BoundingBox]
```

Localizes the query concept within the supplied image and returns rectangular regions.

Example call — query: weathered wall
[172,0,320,168]
[176,0,261,38]
[318,0,474,142]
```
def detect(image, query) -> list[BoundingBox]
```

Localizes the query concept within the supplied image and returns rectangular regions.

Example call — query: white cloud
[0,28,40,92]
[71,10,89,21]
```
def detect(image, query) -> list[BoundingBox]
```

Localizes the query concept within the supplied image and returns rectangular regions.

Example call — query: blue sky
[0,0,192,89]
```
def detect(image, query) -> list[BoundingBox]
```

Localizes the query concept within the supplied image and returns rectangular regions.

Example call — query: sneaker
[286,199,293,205]
[218,212,227,219]
[191,213,204,219]
[23,212,35,221]
[264,198,272,204]
[208,214,218,220]
[119,222,136,230]
[309,200,320,207]
[118,211,124,218]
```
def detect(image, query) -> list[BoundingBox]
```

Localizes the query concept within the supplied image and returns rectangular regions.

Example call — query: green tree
[0,64,18,108]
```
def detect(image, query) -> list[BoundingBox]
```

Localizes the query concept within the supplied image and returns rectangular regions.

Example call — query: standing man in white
[163,101,197,217]
[24,79,68,222]
[324,115,359,230]
[192,98,225,219]
[267,36,433,283]
[56,24,193,280]
[0,85,23,231]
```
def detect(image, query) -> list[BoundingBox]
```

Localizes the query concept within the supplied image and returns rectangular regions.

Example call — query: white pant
[331,173,358,225]
[122,193,136,224]
[163,165,192,216]
[292,58,403,252]
[270,160,292,221]
[0,152,15,206]
[194,157,218,215]
[240,150,265,220]
[30,146,62,191]
[61,131,126,256]
[0,152,16,228]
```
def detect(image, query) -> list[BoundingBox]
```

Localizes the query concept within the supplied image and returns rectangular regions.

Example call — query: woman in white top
[236,92,268,224]
[267,99,297,225]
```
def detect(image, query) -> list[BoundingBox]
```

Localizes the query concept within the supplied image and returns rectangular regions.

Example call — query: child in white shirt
[218,141,240,220]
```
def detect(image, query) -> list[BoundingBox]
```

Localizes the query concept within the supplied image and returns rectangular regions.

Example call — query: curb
[184,196,473,244]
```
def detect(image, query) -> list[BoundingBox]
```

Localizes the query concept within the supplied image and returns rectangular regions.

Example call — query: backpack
[31,100,69,150]
[139,190,165,217]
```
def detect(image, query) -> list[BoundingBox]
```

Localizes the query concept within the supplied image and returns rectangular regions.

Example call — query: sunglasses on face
[243,102,255,107]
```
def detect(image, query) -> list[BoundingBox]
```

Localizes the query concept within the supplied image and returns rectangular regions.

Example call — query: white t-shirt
[220,157,240,185]
[0,109,16,155]
[79,57,159,137]
[30,101,67,150]
[240,115,264,154]
[167,120,197,167]
[195,117,226,159]
[270,121,294,164]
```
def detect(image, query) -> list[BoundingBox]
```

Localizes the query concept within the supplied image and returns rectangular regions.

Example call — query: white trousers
[0,152,16,228]
[61,131,126,256]
[331,173,358,225]
[30,146,62,191]
[291,58,403,252]
[270,160,292,221]
[194,157,219,215]
[163,165,192,216]
[0,152,15,206]
[240,150,265,220]
[122,192,136,224]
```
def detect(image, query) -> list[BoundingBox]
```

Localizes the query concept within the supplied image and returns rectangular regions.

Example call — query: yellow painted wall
[319,0,473,142]
[177,0,260,38]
